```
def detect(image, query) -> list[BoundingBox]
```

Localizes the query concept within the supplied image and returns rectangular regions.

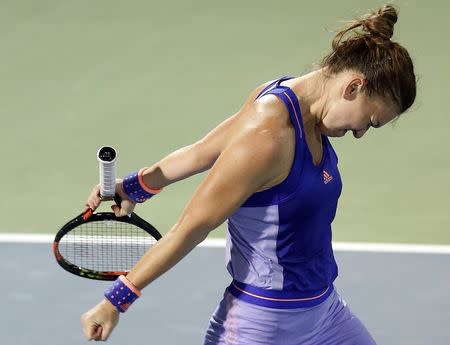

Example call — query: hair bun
[322,4,416,114]
[362,4,398,40]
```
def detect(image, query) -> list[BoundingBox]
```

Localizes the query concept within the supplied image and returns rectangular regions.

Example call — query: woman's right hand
[86,179,136,217]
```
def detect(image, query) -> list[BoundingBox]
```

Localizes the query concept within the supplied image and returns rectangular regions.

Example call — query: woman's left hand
[81,299,120,341]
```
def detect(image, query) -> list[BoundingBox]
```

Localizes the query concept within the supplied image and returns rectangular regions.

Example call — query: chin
[334,130,348,137]
[319,125,347,137]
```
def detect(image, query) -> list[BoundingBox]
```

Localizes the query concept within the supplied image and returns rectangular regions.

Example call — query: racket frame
[53,211,162,281]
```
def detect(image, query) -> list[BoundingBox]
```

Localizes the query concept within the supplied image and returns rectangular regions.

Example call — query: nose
[353,128,368,138]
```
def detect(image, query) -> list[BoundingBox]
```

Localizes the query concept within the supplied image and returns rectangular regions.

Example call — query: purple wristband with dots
[104,275,141,313]
[122,168,162,203]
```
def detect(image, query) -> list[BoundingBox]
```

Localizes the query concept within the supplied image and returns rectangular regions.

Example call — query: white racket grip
[97,146,117,199]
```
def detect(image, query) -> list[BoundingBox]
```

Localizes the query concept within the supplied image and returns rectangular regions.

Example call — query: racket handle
[97,146,117,199]
[80,193,121,222]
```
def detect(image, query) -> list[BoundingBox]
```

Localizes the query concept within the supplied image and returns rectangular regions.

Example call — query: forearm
[141,143,213,189]
[124,220,211,290]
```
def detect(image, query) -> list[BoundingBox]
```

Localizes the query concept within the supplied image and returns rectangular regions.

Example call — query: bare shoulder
[239,79,286,114]
[195,78,293,180]
[224,81,295,191]
[231,80,292,139]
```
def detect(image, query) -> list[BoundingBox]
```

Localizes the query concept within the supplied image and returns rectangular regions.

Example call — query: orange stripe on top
[232,282,329,302]
[283,91,302,138]
[119,275,142,297]
[138,167,163,194]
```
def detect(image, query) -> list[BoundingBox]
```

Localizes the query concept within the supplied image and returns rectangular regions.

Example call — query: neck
[290,69,329,130]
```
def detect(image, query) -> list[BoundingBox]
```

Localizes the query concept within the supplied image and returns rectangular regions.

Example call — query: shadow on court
[1,243,449,345]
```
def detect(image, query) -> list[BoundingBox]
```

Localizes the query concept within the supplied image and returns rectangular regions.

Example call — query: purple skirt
[203,286,376,345]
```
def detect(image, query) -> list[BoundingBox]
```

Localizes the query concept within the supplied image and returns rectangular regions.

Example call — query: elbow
[192,140,220,172]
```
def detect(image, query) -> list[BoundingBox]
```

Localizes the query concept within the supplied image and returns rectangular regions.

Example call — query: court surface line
[1,233,450,254]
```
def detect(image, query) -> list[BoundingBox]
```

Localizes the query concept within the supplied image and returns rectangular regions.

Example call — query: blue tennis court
[1,239,449,345]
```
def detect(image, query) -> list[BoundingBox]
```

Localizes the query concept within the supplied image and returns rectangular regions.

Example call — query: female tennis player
[81,4,415,343]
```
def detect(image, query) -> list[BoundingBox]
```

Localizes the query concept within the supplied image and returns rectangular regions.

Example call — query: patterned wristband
[122,168,163,203]
[104,275,141,313]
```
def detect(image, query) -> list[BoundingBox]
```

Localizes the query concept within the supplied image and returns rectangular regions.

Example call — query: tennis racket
[53,146,162,281]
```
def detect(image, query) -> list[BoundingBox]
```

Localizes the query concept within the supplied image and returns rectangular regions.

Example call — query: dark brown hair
[320,4,416,114]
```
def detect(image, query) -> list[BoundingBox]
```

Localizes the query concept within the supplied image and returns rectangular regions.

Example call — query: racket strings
[59,220,157,272]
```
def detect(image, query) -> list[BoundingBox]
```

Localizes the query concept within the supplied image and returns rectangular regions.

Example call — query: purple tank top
[226,76,343,308]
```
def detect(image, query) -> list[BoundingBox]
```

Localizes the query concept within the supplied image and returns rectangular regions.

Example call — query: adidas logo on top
[323,170,333,184]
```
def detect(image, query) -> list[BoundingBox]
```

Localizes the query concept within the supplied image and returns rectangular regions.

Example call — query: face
[319,77,399,139]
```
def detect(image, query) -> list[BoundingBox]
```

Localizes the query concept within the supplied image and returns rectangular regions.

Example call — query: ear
[343,77,365,101]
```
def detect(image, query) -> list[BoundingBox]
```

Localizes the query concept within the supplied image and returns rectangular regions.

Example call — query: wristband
[104,275,141,313]
[122,168,163,203]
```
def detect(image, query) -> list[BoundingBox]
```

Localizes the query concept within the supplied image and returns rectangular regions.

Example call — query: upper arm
[177,126,284,235]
